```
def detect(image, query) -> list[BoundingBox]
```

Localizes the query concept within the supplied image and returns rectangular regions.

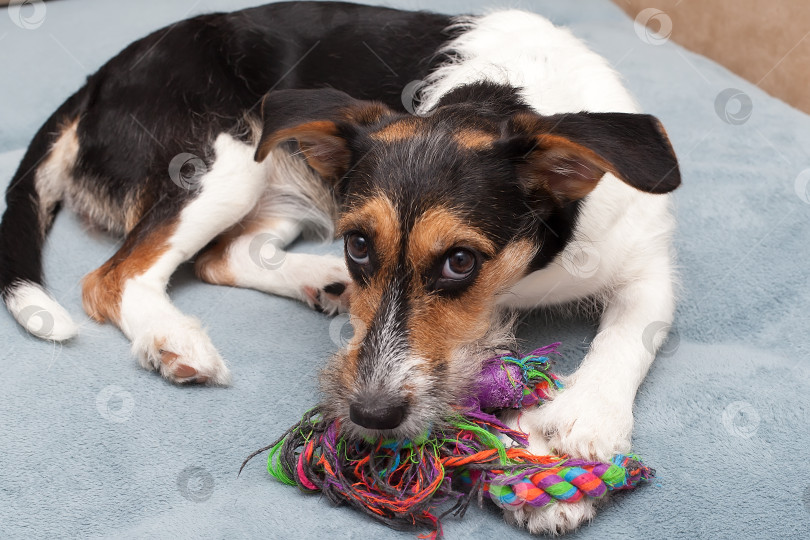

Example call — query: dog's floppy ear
[500,111,680,204]
[255,88,392,180]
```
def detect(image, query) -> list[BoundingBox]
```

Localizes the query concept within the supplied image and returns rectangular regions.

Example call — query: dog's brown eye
[442,249,476,280]
[346,233,370,265]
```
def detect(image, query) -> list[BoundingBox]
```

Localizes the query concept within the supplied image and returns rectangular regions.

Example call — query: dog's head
[256,85,680,439]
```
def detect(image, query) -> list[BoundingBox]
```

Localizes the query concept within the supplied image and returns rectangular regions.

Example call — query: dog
[0,1,679,533]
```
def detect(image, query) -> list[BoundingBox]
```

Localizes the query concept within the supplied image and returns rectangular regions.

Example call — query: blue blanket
[1,1,809,538]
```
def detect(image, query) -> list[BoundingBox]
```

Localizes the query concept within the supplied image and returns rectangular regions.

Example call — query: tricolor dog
[0,1,679,532]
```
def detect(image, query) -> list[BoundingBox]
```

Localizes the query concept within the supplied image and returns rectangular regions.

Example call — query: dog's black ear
[255,88,392,180]
[500,111,680,204]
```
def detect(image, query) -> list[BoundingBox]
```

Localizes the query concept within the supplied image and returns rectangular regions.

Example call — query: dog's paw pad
[171,362,197,380]
[302,281,351,315]
[323,282,346,296]
[134,323,231,386]
[157,346,223,384]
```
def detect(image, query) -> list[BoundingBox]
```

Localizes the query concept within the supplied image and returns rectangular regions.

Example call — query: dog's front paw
[523,382,633,462]
[506,498,596,535]
[301,255,352,315]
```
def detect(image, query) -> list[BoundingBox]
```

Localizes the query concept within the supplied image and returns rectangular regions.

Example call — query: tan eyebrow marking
[453,128,497,150]
[406,207,496,272]
[337,194,401,270]
[370,119,419,143]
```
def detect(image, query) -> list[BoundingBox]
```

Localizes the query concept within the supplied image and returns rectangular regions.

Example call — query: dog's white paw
[506,498,597,535]
[131,318,231,385]
[522,381,633,462]
[301,255,352,315]
[499,411,600,534]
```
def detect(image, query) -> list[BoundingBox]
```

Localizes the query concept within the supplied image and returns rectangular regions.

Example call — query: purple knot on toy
[467,343,563,410]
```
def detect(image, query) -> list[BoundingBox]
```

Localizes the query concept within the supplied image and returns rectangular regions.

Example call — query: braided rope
[483,453,652,509]
[244,345,654,538]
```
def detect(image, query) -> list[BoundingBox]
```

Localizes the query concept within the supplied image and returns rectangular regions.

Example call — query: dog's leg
[527,256,675,460]
[509,255,674,534]
[82,135,267,384]
[195,216,351,315]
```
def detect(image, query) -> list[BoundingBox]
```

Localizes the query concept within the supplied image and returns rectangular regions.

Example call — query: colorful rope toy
[242,344,653,538]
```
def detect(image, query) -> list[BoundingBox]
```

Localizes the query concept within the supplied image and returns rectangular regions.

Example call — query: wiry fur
[321,307,521,440]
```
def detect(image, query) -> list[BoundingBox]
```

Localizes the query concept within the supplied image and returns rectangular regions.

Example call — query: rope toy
[241,344,653,538]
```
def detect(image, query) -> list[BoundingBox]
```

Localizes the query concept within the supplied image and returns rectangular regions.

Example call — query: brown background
[615,0,810,114]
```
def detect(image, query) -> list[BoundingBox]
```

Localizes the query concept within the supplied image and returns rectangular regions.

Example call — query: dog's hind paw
[132,319,231,386]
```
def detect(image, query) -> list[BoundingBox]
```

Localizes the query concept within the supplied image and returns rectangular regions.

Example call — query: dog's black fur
[0,1,453,299]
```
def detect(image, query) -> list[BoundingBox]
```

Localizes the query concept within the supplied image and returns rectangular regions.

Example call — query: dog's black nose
[349,400,407,430]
